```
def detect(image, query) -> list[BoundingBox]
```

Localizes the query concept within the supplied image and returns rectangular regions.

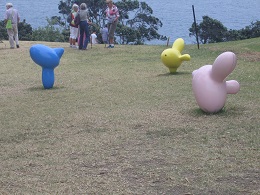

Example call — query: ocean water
[1,0,60,29]
[147,0,260,44]
[2,0,259,44]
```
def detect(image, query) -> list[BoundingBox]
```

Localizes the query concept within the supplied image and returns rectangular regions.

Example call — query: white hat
[6,3,13,7]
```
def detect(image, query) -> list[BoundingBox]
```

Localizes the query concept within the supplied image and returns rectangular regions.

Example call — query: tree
[190,16,260,44]
[57,0,106,28]
[31,18,66,42]
[18,19,33,40]
[0,21,8,40]
[58,0,74,27]
[189,16,228,44]
[117,1,167,44]
[224,29,242,42]
[57,0,166,44]
[224,21,260,42]
[239,20,260,39]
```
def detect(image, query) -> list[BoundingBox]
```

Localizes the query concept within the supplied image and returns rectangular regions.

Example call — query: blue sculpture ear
[53,48,65,59]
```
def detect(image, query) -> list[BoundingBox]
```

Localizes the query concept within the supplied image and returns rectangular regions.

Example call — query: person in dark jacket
[78,3,91,50]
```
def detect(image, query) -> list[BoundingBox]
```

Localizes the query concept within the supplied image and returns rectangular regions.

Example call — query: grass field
[0,38,259,194]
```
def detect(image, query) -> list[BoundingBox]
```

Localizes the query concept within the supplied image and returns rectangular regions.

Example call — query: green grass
[0,38,259,194]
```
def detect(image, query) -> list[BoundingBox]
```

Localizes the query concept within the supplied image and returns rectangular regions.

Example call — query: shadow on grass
[27,86,65,91]
[157,71,191,77]
[189,105,245,117]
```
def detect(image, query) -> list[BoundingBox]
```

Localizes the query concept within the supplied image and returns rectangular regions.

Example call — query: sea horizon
[2,0,259,44]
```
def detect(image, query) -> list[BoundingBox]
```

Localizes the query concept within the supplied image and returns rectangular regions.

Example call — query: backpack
[68,12,80,27]
[74,13,80,26]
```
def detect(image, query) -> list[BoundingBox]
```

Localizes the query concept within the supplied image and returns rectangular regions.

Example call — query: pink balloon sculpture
[192,52,240,113]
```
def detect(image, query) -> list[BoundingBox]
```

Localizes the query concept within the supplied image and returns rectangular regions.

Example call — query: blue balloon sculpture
[30,44,64,89]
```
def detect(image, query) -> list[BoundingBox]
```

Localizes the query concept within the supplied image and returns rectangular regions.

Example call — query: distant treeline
[189,16,260,44]
[0,16,259,44]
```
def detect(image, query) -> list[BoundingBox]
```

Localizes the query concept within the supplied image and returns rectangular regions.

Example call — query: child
[90,31,98,44]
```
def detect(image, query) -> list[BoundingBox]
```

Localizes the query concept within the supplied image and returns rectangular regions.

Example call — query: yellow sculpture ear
[172,38,185,52]
[180,54,191,61]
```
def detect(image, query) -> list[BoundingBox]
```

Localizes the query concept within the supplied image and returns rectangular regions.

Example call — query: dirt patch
[238,51,260,62]
[206,47,260,62]
[216,170,260,191]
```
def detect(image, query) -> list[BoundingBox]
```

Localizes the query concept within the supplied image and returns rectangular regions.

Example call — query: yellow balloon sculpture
[161,38,191,73]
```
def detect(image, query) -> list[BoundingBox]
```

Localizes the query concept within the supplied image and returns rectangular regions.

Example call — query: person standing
[101,25,108,44]
[78,3,91,50]
[105,0,119,48]
[69,4,79,48]
[4,3,20,49]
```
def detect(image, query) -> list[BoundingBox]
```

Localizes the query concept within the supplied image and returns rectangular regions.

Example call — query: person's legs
[7,28,15,48]
[69,26,73,46]
[71,27,78,48]
[72,39,76,47]
[79,22,85,49]
[108,21,117,48]
[13,25,19,48]
[83,23,89,49]
[107,23,111,45]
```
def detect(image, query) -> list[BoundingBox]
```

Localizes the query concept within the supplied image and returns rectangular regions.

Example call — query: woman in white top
[69,4,79,48]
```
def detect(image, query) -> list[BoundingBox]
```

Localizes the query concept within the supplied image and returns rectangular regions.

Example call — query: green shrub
[31,25,65,42]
